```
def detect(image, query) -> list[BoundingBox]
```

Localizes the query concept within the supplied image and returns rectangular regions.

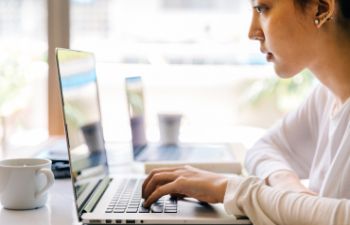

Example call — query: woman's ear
[315,0,335,28]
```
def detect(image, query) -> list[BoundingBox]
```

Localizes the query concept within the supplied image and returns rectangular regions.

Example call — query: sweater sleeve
[244,86,324,179]
[224,176,350,225]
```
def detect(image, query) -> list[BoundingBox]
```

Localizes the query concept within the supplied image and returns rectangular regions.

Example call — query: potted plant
[237,69,316,127]
[0,52,27,154]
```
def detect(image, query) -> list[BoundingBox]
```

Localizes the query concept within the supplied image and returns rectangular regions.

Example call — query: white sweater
[224,85,350,225]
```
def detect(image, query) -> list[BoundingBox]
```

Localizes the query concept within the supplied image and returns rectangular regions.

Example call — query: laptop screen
[125,76,147,157]
[56,49,109,215]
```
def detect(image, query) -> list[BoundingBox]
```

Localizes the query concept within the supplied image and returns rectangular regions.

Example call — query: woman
[142,0,350,224]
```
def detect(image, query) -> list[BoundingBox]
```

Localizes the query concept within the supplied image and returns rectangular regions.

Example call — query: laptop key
[130,201,140,204]
[151,204,163,213]
[164,209,177,213]
[126,207,138,213]
[138,206,150,213]
[113,208,125,213]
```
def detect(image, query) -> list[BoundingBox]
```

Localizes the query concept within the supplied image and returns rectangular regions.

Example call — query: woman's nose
[248,17,264,41]
[249,29,264,41]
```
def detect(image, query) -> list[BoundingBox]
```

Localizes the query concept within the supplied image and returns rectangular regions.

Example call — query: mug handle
[35,168,55,198]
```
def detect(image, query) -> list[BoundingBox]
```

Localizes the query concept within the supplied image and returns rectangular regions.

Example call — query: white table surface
[0,179,81,225]
[0,155,145,225]
[0,138,252,225]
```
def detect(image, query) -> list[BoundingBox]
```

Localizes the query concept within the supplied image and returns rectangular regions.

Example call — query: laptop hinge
[81,177,111,213]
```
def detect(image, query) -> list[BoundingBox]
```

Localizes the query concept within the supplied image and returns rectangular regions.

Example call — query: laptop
[125,76,236,162]
[56,48,250,224]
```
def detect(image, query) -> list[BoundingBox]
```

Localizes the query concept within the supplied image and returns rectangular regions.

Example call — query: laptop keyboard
[105,179,177,214]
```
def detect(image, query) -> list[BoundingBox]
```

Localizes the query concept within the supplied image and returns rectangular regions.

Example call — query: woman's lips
[260,48,274,62]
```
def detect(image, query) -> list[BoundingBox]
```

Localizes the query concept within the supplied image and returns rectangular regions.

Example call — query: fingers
[143,172,178,199]
[143,181,177,208]
[142,167,182,197]
[142,166,192,207]
[170,193,186,199]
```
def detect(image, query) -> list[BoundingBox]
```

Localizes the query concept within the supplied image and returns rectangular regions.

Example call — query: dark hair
[339,0,350,19]
[338,0,350,32]
[293,0,311,12]
[294,0,350,31]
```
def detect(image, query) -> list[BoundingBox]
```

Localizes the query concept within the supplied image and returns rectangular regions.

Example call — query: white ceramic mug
[158,113,182,146]
[0,158,54,210]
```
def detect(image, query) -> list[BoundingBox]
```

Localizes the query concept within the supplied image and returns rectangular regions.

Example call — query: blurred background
[0,0,317,156]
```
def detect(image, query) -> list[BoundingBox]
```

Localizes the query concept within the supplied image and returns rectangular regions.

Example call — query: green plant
[241,69,316,113]
[126,90,144,117]
[0,51,28,152]
[0,52,27,116]
[64,103,86,128]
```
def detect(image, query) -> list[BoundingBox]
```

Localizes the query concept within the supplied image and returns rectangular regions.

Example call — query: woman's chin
[273,64,301,79]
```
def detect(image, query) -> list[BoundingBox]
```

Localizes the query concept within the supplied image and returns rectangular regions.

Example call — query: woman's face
[248,0,318,78]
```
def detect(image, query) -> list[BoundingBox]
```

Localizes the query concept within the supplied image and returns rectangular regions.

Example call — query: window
[0,0,48,151]
[0,0,316,154]
[70,0,315,145]
[71,0,262,65]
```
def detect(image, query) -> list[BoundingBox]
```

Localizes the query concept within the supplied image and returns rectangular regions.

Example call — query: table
[0,179,81,225]
[0,155,145,225]
[0,133,257,225]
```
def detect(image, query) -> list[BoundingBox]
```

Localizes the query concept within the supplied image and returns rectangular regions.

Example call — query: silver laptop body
[55,48,250,224]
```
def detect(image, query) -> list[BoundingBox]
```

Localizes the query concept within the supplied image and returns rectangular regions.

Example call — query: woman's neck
[309,32,350,104]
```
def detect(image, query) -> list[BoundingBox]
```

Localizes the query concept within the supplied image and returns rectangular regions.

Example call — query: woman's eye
[254,5,268,14]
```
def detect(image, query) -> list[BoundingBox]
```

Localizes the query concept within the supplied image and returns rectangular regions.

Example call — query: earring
[314,18,320,25]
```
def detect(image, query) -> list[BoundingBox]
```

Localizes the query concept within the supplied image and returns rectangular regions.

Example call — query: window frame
[48,0,70,135]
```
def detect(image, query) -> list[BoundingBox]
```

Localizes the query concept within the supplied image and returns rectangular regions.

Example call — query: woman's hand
[142,165,228,208]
